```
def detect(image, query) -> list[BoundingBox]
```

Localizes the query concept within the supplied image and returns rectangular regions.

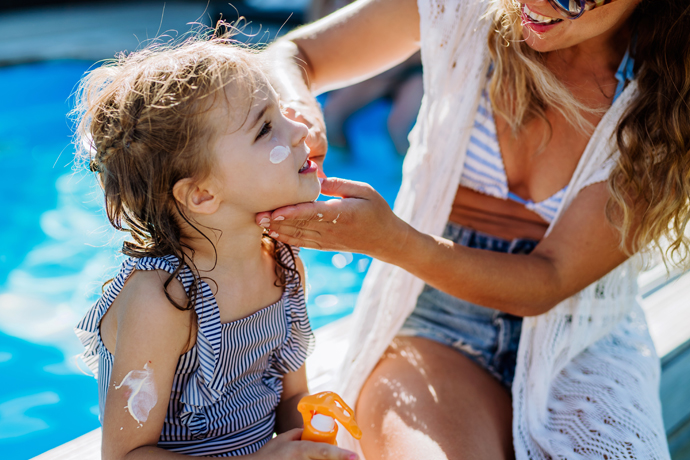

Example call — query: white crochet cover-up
[333,1,671,459]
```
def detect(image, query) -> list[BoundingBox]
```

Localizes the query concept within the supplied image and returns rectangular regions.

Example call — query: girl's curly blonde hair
[73,27,299,310]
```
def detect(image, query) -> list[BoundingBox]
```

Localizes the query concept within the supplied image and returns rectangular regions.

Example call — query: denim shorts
[399,222,538,388]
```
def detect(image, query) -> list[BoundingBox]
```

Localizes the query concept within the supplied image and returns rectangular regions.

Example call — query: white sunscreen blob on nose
[269,145,291,164]
[114,362,157,424]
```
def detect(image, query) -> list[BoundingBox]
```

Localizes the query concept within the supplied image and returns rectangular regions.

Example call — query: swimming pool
[0,60,403,459]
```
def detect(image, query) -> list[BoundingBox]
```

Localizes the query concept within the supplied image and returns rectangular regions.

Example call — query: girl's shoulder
[100,258,197,357]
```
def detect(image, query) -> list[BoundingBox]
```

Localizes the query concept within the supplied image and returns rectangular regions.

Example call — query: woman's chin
[522,27,571,53]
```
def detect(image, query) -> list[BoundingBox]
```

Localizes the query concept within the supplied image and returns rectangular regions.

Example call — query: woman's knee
[356,337,514,460]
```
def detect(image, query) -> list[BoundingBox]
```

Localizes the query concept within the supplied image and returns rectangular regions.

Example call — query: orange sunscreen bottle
[298,391,363,446]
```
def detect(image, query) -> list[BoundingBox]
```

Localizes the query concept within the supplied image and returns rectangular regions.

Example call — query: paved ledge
[0,0,311,66]
[0,2,212,65]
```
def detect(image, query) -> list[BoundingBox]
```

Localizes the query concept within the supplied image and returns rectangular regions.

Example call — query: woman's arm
[264,0,420,170]
[272,0,420,95]
[258,178,633,317]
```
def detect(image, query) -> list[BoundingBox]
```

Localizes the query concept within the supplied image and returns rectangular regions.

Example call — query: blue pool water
[0,61,403,458]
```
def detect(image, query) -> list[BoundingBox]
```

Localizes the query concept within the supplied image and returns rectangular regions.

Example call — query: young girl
[73,32,356,460]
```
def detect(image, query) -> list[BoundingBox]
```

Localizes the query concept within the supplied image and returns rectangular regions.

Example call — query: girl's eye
[256,121,272,141]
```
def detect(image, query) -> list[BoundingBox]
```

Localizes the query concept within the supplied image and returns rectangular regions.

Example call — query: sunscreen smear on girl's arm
[114,362,157,424]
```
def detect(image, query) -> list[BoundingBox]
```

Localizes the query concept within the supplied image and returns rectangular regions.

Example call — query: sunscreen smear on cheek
[114,362,157,424]
[269,145,290,164]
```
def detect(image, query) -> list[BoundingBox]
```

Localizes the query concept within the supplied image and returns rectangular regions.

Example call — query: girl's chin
[268,190,320,210]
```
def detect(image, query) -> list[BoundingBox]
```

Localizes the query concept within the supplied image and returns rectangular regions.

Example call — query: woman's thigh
[356,336,514,460]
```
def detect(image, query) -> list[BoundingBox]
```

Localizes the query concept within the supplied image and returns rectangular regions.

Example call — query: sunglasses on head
[547,0,612,19]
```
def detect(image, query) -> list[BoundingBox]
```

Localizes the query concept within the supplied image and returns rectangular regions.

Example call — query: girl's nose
[291,119,309,147]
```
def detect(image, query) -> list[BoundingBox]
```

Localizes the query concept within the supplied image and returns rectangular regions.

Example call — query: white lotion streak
[114,362,157,424]
[269,146,291,164]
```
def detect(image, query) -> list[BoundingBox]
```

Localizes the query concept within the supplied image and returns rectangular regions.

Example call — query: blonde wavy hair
[487,0,690,267]
[72,25,299,309]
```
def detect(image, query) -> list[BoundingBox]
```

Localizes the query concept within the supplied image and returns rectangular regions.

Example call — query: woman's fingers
[267,224,324,249]
[257,178,371,229]
[257,177,403,258]
[283,104,328,177]
[257,211,273,228]
[271,199,345,225]
[317,177,374,199]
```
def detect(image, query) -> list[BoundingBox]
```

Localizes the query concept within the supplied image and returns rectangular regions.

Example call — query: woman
[260,0,689,458]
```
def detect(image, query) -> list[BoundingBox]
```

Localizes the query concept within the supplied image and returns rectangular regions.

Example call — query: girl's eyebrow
[247,104,269,133]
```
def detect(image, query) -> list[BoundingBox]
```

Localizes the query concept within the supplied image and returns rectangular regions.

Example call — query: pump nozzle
[298,391,362,445]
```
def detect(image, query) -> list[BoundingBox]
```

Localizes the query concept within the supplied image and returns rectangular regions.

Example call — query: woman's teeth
[523,4,563,24]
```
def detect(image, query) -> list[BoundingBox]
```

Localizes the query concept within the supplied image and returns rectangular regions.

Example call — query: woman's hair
[487,0,690,267]
[73,26,300,310]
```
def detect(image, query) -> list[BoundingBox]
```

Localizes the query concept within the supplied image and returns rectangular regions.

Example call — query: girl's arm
[257,179,635,318]
[275,365,309,433]
[102,269,355,460]
[264,0,420,170]
[100,270,196,460]
[275,254,310,434]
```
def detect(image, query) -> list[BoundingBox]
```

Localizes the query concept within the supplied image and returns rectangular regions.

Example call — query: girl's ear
[172,177,220,215]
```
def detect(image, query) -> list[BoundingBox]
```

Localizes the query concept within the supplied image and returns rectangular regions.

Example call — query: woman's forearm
[264,39,315,105]
[383,223,561,317]
[259,180,628,317]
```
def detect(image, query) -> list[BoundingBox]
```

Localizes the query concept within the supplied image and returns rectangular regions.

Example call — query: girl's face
[519,0,641,52]
[208,74,321,214]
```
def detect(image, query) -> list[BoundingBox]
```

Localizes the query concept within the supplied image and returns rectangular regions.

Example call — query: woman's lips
[521,4,563,33]
[299,159,318,174]
[522,13,562,33]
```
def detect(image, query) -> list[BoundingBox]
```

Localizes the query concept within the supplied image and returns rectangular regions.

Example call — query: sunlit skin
[521,0,640,53]
[258,0,647,458]
[97,72,354,459]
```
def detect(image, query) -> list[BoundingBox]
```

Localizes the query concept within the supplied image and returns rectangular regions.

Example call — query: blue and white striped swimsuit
[460,49,636,223]
[75,243,314,457]
[459,86,567,222]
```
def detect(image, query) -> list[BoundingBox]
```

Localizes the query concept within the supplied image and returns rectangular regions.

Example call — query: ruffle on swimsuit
[75,243,314,457]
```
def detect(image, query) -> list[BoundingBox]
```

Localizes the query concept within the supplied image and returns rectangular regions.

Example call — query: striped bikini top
[75,242,314,457]
[459,49,636,223]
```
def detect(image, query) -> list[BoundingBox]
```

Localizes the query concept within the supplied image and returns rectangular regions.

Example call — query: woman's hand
[256,178,408,261]
[283,102,328,177]
[250,429,356,460]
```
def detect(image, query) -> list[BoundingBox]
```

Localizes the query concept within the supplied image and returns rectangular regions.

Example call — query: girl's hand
[251,429,357,460]
[283,101,328,177]
[256,178,409,262]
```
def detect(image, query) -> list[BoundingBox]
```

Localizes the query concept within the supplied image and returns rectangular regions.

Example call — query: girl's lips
[299,159,318,174]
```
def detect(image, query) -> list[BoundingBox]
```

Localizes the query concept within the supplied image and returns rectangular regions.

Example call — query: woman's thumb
[319,177,373,199]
